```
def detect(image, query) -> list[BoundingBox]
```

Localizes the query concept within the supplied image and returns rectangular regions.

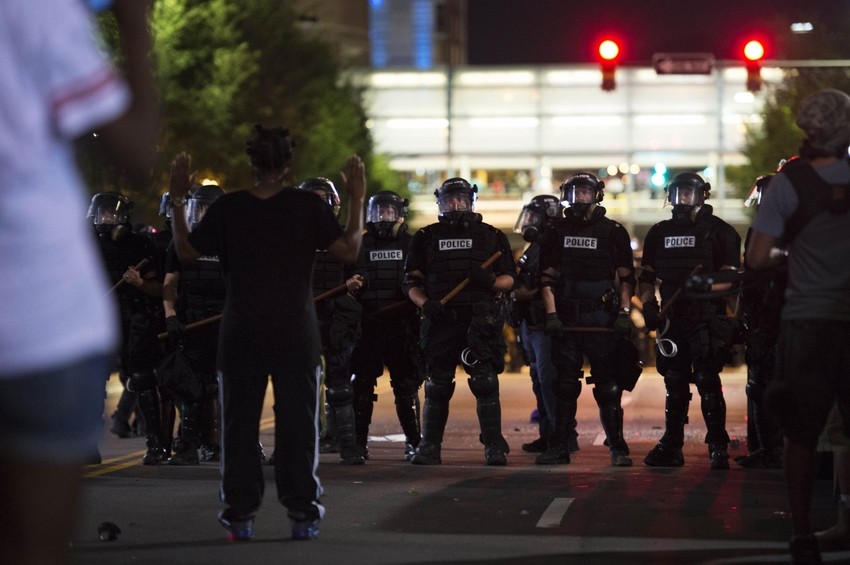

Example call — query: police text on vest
[664,236,696,248]
[563,236,597,249]
[370,249,403,261]
[439,239,473,250]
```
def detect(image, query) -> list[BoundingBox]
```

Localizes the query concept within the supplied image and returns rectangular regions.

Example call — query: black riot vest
[180,255,226,323]
[358,229,411,310]
[651,206,720,302]
[97,229,156,314]
[312,249,345,295]
[552,211,617,282]
[422,217,501,305]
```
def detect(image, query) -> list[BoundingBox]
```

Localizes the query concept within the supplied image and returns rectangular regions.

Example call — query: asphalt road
[71,366,850,564]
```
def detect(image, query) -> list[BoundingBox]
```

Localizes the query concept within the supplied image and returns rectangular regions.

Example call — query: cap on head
[796,89,850,157]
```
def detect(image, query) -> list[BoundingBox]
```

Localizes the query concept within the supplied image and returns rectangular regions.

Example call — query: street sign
[652,53,715,75]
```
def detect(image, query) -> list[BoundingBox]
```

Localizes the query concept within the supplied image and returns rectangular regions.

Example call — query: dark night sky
[466,0,850,65]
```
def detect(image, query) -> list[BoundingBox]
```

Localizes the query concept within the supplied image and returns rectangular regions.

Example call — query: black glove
[422,299,443,321]
[466,267,496,290]
[642,301,661,331]
[544,312,564,337]
[165,315,187,348]
[614,310,632,338]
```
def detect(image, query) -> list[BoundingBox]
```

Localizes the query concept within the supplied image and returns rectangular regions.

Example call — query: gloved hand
[614,310,632,338]
[422,299,443,321]
[642,300,661,331]
[544,312,564,337]
[165,315,187,348]
[466,267,496,290]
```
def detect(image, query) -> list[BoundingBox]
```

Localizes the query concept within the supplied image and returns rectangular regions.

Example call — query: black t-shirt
[188,188,343,372]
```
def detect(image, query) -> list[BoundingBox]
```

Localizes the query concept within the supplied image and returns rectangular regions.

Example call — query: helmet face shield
[744,175,773,208]
[367,192,407,224]
[562,185,596,206]
[665,174,709,209]
[513,208,541,233]
[87,193,132,226]
[186,185,224,228]
[297,177,340,217]
[667,185,699,206]
[435,178,477,218]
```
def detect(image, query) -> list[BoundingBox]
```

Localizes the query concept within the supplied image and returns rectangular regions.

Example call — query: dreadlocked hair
[245,124,295,171]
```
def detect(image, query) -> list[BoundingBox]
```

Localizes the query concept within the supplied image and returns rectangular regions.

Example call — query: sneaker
[610,450,633,467]
[521,437,547,453]
[289,516,320,540]
[218,509,254,542]
[709,445,730,470]
[789,534,821,565]
[644,443,684,467]
[411,442,442,465]
[535,446,570,465]
[200,443,220,462]
[485,445,507,466]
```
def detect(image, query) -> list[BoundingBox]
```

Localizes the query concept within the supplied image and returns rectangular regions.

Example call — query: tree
[79,0,402,226]
[726,67,850,213]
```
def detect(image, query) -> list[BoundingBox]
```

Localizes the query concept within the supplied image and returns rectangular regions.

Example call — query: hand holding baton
[107,258,149,295]
[157,314,222,341]
[439,250,503,305]
[313,282,349,303]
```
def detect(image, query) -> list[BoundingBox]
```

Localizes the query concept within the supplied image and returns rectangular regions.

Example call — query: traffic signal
[598,39,620,92]
[743,39,765,92]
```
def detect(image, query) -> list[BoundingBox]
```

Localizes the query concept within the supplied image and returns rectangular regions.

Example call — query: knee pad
[326,383,354,406]
[468,372,499,399]
[127,370,158,393]
[390,378,419,399]
[662,370,690,395]
[592,380,621,406]
[693,371,722,394]
[425,378,455,401]
[352,373,378,394]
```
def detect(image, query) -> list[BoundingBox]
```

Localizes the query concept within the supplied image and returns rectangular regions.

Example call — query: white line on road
[536,497,575,528]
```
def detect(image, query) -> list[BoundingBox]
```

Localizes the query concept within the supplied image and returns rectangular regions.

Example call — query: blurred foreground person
[748,88,850,565]
[169,125,365,542]
[0,0,157,563]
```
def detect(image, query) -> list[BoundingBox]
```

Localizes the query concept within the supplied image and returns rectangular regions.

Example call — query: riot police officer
[403,178,516,466]
[737,174,784,468]
[162,184,226,464]
[537,173,636,467]
[89,191,167,465]
[300,177,364,465]
[511,194,580,455]
[350,191,424,460]
[639,172,741,470]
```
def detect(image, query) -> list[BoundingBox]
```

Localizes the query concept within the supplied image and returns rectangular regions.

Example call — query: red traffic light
[743,40,765,62]
[598,39,620,62]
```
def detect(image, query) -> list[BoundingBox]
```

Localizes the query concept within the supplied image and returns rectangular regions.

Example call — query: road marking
[537,497,574,528]
[84,450,147,478]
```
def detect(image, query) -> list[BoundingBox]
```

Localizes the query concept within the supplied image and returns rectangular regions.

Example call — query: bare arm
[328,155,366,263]
[405,269,428,309]
[541,267,558,314]
[616,266,634,309]
[745,230,779,270]
[169,152,202,262]
[162,271,180,318]
[95,0,158,178]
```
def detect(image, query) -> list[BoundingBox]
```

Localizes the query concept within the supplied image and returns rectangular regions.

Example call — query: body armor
[180,255,226,323]
[313,249,345,295]
[358,229,411,310]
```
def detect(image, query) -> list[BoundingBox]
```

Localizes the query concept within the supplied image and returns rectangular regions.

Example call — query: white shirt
[0,0,130,374]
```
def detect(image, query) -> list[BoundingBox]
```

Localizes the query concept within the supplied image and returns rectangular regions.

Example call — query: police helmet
[744,175,774,208]
[513,194,560,235]
[434,177,477,218]
[159,192,173,219]
[367,191,408,223]
[559,173,605,207]
[665,173,710,207]
[187,184,225,227]
[297,177,341,217]
[87,192,133,232]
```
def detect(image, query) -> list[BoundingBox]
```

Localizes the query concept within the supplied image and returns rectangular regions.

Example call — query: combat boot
[136,387,167,465]
[644,441,684,467]
[395,391,421,460]
[200,394,221,462]
[522,437,548,453]
[353,388,376,460]
[709,444,730,470]
[169,402,201,466]
[535,434,571,465]
[596,395,632,467]
[410,441,442,465]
